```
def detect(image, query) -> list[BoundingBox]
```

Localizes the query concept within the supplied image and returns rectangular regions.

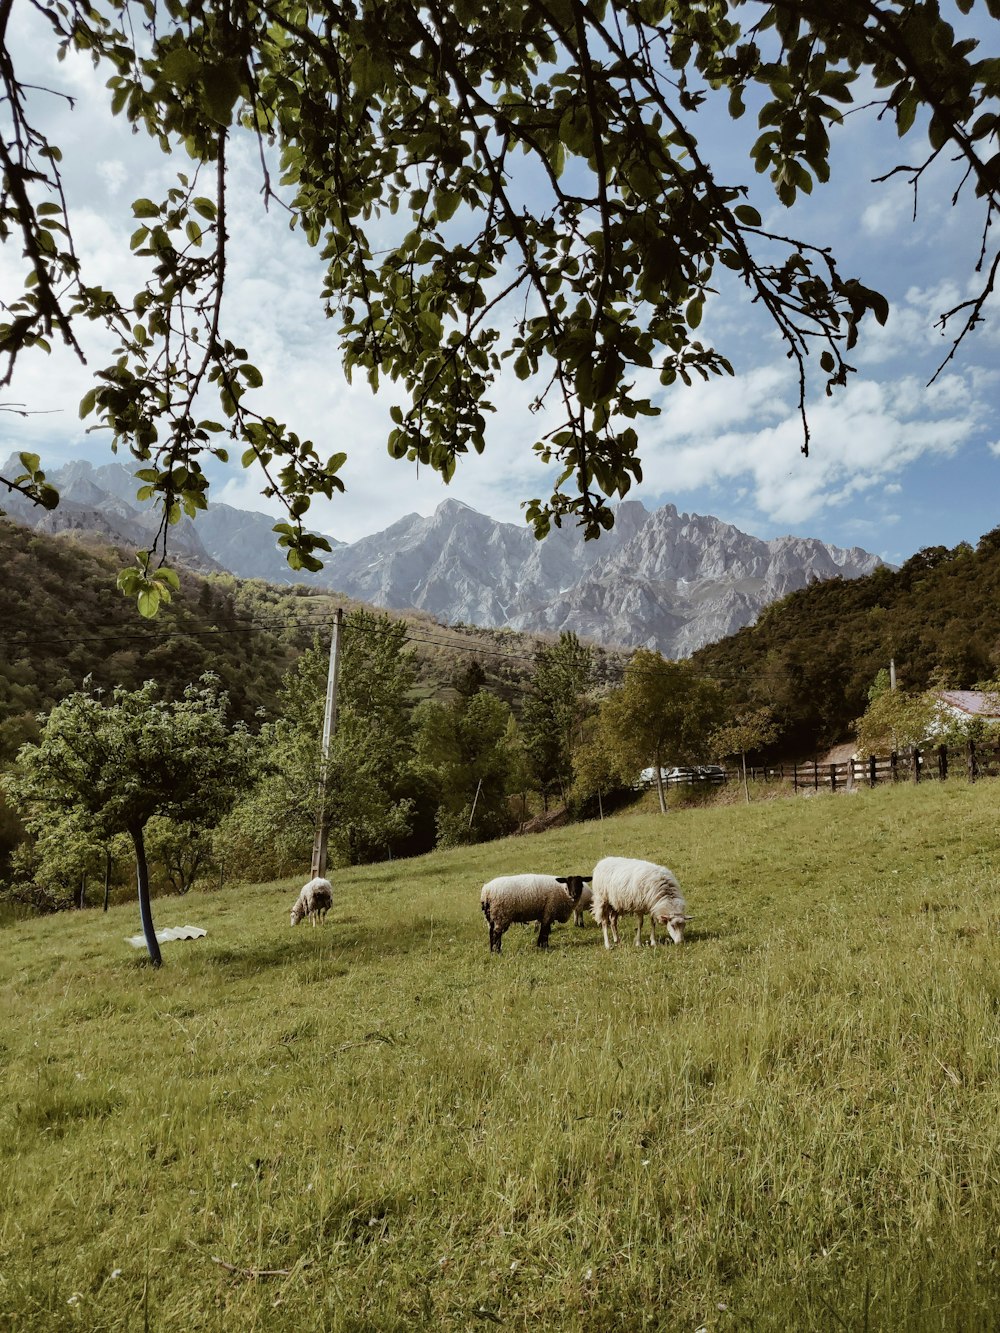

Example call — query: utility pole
[311,607,343,879]
[889,658,896,691]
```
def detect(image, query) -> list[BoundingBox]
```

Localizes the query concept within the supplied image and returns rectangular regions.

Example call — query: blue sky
[2,4,998,567]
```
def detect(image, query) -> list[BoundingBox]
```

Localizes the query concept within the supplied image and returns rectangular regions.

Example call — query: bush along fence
[758,740,996,793]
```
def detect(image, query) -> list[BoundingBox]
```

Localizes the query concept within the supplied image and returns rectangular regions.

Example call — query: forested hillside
[0,520,633,760]
[0,522,632,906]
[0,520,304,763]
[691,530,1000,755]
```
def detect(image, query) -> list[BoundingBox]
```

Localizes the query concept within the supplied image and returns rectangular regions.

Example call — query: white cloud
[96,161,129,197]
[861,190,913,237]
[637,369,980,530]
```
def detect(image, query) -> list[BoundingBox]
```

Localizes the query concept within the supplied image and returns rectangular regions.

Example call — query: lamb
[480,873,592,954]
[573,881,593,927]
[289,876,334,927]
[590,856,690,949]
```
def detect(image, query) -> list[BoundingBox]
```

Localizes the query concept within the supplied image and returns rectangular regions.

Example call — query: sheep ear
[682,915,694,921]
[582,876,593,883]
[555,876,567,884]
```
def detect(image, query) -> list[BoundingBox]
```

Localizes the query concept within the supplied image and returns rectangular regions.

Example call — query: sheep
[590,856,690,949]
[480,873,592,954]
[574,881,593,927]
[290,876,334,927]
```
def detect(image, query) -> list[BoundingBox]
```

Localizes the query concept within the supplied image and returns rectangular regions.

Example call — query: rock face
[316,497,884,654]
[1,458,884,655]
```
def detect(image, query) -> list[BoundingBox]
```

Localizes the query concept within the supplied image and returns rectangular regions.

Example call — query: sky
[2,5,998,569]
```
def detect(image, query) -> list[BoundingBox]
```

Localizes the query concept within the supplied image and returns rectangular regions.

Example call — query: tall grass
[2,781,1000,1329]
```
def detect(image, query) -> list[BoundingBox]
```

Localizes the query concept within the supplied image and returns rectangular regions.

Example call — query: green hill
[2,780,999,1329]
[0,518,612,765]
[691,530,1000,755]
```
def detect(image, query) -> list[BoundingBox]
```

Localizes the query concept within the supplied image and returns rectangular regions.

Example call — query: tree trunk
[654,766,667,814]
[741,751,750,805]
[103,849,112,912]
[130,824,162,968]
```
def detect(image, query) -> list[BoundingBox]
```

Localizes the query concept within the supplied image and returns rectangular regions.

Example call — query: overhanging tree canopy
[2,0,998,609]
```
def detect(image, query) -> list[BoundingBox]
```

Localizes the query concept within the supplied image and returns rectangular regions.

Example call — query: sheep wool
[290,876,334,927]
[480,873,592,954]
[590,856,688,949]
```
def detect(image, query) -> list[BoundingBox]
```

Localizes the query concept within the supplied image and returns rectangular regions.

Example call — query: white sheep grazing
[290,876,334,927]
[573,881,593,927]
[480,873,593,954]
[590,856,690,949]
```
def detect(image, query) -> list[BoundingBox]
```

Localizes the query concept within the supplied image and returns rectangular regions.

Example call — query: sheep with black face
[480,873,592,953]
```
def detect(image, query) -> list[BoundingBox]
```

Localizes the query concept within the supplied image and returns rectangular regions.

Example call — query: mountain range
[1,457,884,656]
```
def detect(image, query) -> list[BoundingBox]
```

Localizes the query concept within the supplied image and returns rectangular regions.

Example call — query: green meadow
[2,780,1000,1331]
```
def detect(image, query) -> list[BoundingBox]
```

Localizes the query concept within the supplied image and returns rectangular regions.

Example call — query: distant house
[930,690,1000,734]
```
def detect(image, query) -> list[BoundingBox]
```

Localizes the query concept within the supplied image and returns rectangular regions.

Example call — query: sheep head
[555,874,592,906]
[655,909,692,944]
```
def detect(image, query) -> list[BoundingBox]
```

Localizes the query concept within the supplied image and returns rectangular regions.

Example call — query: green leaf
[435,189,462,223]
[160,46,201,89]
[895,93,917,137]
[132,199,160,219]
[137,588,162,619]
[734,204,762,227]
[202,61,242,125]
[155,566,181,591]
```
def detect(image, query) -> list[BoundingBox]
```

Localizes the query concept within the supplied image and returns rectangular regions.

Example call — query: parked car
[695,765,726,782]
[663,766,698,783]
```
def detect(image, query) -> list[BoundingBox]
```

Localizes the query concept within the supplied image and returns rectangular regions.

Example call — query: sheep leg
[634,915,644,947]
[537,918,551,948]
[489,924,503,954]
[648,920,658,946]
[610,912,620,946]
[601,913,613,950]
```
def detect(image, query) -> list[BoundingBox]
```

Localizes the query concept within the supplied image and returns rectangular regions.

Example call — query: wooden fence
[643,740,1000,792]
[743,739,999,791]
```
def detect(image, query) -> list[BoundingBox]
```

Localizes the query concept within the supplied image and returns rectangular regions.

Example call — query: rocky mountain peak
[0,457,887,655]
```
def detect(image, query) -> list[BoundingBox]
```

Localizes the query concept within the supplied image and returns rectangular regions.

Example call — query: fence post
[830,763,837,792]
[813,758,819,791]
[869,754,877,787]
[911,746,920,783]
[793,762,798,793]
[890,751,898,783]
[938,745,948,781]
[968,738,977,783]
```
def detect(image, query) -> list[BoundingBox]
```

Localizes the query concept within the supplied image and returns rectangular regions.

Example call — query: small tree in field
[4,676,256,966]
[854,673,938,758]
[599,651,723,814]
[710,707,779,805]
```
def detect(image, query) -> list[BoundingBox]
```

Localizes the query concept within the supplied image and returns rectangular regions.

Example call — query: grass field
[2,780,1000,1330]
